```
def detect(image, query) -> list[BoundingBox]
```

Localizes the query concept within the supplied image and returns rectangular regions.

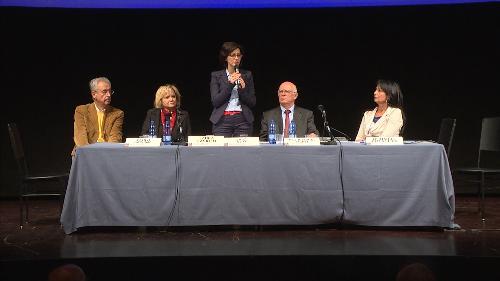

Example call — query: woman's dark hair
[377,79,407,136]
[218,41,244,67]
[377,79,404,109]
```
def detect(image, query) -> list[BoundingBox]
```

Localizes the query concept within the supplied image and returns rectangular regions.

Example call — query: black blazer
[209,69,256,124]
[141,108,191,142]
[259,106,319,141]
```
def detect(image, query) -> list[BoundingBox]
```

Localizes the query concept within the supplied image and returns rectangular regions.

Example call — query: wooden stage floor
[1,195,499,281]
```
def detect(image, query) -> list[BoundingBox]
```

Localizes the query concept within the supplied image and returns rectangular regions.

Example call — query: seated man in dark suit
[259,81,318,141]
[72,77,124,155]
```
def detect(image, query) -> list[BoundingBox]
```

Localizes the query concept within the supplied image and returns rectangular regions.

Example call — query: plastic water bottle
[289,120,297,138]
[162,120,172,145]
[268,119,276,144]
[149,120,156,138]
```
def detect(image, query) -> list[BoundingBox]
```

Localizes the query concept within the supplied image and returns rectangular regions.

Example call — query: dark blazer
[140,108,191,142]
[209,69,256,124]
[259,106,319,141]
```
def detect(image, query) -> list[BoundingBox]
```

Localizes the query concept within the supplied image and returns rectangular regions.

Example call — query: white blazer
[355,107,403,141]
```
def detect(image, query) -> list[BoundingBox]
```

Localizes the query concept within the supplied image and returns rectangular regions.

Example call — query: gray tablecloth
[340,142,455,227]
[61,142,454,234]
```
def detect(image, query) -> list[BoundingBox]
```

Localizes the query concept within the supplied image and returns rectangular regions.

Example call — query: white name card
[188,135,225,146]
[225,137,260,146]
[284,137,321,146]
[365,137,404,145]
[126,138,162,147]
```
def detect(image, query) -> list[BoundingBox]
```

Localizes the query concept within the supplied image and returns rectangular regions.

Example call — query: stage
[2,2,499,280]
[1,195,499,281]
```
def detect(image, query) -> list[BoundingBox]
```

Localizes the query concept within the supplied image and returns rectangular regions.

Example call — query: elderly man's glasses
[278,89,297,94]
[228,53,243,58]
[95,89,115,96]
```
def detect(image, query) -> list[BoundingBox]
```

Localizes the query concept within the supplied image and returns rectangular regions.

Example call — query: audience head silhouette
[396,263,436,281]
[48,264,86,281]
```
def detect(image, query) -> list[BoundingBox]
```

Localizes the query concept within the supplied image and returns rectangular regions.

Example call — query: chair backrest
[7,123,28,178]
[437,118,456,157]
[477,116,500,167]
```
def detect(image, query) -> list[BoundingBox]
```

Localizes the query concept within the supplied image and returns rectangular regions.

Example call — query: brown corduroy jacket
[72,103,124,155]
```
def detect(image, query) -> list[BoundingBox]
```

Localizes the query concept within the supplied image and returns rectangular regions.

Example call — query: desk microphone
[318,104,326,119]
[316,105,352,141]
[317,105,336,145]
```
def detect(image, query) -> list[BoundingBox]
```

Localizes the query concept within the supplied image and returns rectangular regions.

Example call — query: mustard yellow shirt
[95,103,106,142]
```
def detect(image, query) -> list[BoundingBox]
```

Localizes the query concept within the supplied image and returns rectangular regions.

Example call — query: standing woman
[141,84,191,142]
[355,79,405,141]
[210,42,256,137]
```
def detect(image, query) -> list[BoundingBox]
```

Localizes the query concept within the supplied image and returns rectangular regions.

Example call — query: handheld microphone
[235,64,240,88]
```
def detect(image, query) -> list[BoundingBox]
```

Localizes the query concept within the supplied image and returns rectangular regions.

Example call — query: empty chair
[437,118,457,157]
[454,117,500,219]
[7,123,69,229]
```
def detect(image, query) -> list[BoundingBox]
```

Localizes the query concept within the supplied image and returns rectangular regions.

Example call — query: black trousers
[212,113,253,137]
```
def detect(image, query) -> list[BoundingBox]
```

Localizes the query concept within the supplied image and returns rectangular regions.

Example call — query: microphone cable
[336,136,346,225]
[331,127,351,141]
[317,104,346,224]
[167,144,182,226]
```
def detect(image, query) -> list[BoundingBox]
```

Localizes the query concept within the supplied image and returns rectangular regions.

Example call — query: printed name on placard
[225,137,260,146]
[125,138,162,147]
[365,137,403,145]
[284,137,321,146]
[188,135,225,146]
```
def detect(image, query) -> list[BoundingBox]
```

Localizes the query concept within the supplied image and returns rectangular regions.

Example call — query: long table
[61,142,455,234]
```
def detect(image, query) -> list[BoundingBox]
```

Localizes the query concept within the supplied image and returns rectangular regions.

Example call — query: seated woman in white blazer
[355,80,405,141]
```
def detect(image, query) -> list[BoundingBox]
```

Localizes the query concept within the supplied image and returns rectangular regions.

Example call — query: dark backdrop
[1,4,499,197]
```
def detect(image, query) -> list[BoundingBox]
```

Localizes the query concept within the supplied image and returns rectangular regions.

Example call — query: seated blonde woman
[141,84,191,142]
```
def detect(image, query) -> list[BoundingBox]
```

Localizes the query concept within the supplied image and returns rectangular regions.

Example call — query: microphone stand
[321,111,337,145]
[172,120,188,146]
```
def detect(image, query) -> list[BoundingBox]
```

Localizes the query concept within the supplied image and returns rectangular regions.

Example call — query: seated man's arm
[74,106,90,147]
[259,112,269,141]
[108,110,124,143]
[306,110,319,137]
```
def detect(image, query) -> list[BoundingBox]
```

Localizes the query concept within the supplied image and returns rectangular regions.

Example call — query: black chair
[437,118,457,157]
[454,117,500,220]
[7,123,69,229]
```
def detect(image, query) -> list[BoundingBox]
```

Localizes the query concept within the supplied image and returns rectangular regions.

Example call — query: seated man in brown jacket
[72,77,124,155]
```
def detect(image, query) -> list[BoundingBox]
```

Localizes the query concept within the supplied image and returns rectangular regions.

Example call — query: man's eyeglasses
[228,53,243,58]
[95,89,115,96]
[278,89,297,94]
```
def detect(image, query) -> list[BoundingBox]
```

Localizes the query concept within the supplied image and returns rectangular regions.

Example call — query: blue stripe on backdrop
[0,0,496,9]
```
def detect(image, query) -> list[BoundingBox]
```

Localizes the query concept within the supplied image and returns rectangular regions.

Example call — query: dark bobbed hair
[218,41,244,67]
[377,79,407,136]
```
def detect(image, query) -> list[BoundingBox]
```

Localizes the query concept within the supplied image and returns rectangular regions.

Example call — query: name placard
[225,137,260,146]
[126,138,162,147]
[188,135,225,146]
[284,137,321,146]
[365,137,404,145]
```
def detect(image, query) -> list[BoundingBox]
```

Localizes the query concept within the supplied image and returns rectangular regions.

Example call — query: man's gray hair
[89,77,111,92]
